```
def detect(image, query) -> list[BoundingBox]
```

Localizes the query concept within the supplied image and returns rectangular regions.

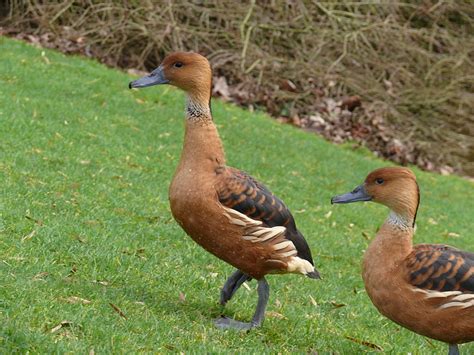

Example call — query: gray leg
[215,277,269,330]
[448,344,459,355]
[220,269,252,305]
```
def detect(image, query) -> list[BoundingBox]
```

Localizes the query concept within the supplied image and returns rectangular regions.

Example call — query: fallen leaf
[51,320,73,333]
[330,301,346,308]
[345,335,383,351]
[67,265,77,277]
[423,337,435,348]
[447,232,460,238]
[340,95,361,111]
[212,76,230,100]
[93,280,109,286]
[22,229,36,242]
[428,218,438,225]
[72,234,87,243]
[266,311,287,319]
[25,215,43,226]
[41,51,50,64]
[179,292,186,303]
[109,303,127,319]
[309,295,318,307]
[324,211,332,219]
[279,79,298,92]
[33,272,49,280]
[65,296,91,305]
[242,282,251,291]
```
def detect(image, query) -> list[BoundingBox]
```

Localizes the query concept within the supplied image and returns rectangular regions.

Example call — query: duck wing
[215,166,315,266]
[405,244,474,293]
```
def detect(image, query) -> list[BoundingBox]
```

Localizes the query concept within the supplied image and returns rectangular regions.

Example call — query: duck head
[129,52,212,103]
[331,167,420,225]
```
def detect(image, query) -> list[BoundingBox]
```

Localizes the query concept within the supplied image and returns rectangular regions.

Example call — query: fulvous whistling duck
[129,52,319,330]
[331,167,474,354]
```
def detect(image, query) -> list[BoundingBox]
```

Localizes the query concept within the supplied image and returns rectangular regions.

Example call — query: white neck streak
[387,210,414,231]
[186,96,211,122]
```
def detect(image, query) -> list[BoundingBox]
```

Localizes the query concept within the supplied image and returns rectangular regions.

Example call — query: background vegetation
[1,0,473,176]
[1,36,473,353]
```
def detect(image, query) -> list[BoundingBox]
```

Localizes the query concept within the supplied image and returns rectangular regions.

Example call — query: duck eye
[174,62,183,68]
[375,178,384,185]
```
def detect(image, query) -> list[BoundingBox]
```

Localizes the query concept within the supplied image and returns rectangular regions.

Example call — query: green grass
[0,37,473,353]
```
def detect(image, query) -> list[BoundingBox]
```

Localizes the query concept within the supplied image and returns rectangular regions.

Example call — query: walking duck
[331,167,474,354]
[129,52,319,330]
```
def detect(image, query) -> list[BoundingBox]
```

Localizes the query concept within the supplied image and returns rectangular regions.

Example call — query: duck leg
[215,277,269,330]
[448,344,459,355]
[220,269,252,305]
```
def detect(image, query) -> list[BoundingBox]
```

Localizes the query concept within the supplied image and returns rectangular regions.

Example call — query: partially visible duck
[129,52,319,330]
[331,167,474,354]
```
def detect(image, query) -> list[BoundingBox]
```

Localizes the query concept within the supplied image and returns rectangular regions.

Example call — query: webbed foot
[214,316,256,331]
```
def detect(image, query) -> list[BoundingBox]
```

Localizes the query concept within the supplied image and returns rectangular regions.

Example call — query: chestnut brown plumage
[332,167,474,355]
[129,52,319,330]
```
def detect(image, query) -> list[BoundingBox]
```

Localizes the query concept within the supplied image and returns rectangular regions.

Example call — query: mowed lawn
[1,37,473,353]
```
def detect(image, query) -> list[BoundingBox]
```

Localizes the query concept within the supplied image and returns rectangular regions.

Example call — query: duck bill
[129,66,169,89]
[331,184,372,204]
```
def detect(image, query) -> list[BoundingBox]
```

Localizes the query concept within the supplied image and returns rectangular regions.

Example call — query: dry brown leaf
[212,76,230,100]
[179,292,186,303]
[279,79,297,93]
[33,271,49,280]
[25,215,43,225]
[65,296,91,304]
[109,303,127,319]
[330,301,346,308]
[21,230,36,242]
[93,280,109,286]
[67,265,77,277]
[266,311,287,319]
[51,320,73,333]
[309,295,318,307]
[345,335,383,351]
[340,95,361,111]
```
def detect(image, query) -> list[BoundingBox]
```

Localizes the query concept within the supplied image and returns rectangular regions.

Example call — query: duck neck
[179,94,226,170]
[366,210,414,267]
[186,92,212,123]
